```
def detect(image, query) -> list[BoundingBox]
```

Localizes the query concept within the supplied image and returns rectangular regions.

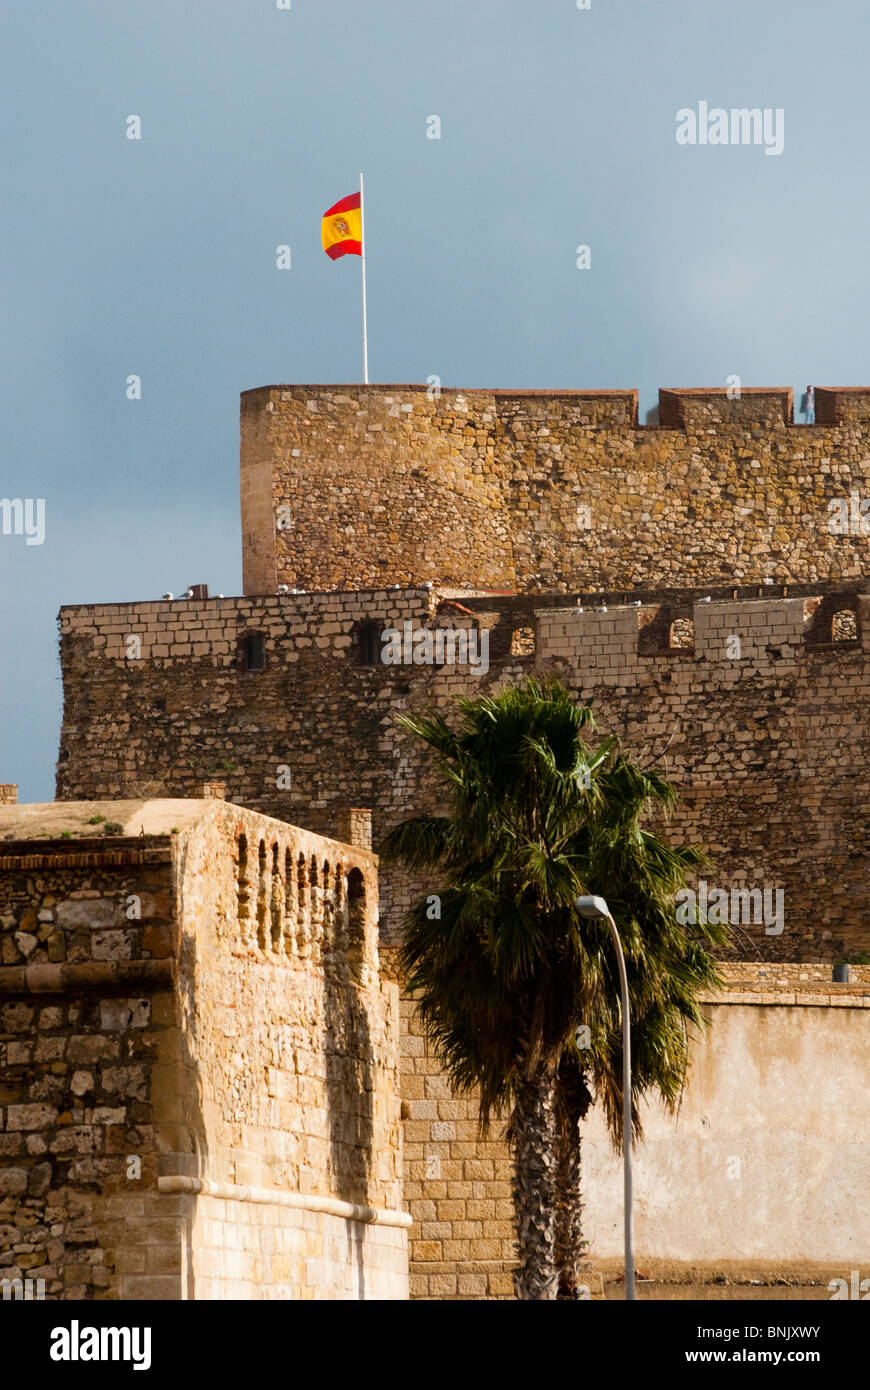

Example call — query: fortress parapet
[58,582,870,688]
[536,591,870,686]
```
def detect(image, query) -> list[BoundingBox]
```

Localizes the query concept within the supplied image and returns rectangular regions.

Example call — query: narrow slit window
[357,622,381,666]
[243,634,266,672]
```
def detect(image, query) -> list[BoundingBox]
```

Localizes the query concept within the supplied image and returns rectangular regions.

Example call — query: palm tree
[380,677,730,1300]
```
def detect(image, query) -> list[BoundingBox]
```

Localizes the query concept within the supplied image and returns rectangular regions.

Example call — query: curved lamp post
[575,894,635,1301]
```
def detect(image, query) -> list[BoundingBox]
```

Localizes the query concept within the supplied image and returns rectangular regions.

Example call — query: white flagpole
[359,171,369,384]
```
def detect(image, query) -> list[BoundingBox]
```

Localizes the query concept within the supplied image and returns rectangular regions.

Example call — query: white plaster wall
[581,1004,870,1264]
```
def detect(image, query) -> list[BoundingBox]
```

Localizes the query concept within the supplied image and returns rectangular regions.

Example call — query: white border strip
[158,1175,412,1228]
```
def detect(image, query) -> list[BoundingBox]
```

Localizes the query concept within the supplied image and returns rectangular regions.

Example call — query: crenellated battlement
[536,591,869,684]
[59,580,870,681]
[242,382,870,428]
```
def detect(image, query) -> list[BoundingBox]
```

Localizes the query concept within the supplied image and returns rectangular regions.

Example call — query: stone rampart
[0,799,407,1299]
[56,582,870,959]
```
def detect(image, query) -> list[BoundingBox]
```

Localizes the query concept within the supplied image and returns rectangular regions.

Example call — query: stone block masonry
[0,799,408,1299]
[57,579,870,960]
[241,384,870,595]
[397,985,515,1300]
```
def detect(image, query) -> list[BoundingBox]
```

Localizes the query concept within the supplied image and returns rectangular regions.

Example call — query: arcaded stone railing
[232,815,376,985]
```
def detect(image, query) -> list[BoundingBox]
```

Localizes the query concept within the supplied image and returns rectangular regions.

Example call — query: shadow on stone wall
[324,867,374,1299]
[171,830,209,1301]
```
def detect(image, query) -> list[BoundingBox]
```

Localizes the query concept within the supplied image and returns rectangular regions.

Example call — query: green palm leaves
[381,677,729,1296]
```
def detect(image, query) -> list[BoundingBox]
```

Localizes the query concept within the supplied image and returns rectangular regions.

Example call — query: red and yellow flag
[321,192,362,260]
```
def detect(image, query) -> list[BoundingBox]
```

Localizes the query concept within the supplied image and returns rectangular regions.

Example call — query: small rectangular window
[358,623,380,665]
[244,635,266,671]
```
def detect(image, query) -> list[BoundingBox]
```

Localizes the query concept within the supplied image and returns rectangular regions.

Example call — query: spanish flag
[322,192,362,260]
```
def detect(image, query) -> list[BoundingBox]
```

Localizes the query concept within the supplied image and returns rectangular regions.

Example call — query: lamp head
[575,894,610,919]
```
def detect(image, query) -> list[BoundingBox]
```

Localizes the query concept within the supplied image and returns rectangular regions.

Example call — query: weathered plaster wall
[582,993,870,1272]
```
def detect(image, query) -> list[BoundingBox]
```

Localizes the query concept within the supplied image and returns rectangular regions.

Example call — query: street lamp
[575,894,635,1302]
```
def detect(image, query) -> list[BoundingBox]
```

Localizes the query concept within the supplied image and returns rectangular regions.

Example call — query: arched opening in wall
[510,626,535,658]
[669,617,695,650]
[347,868,366,980]
[309,855,321,955]
[332,862,348,954]
[322,859,333,953]
[240,631,266,673]
[296,852,309,956]
[270,843,282,951]
[237,834,250,927]
[283,847,296,954]
[256,840,268,949]
[355,620,381,666]
[833,608,858,642]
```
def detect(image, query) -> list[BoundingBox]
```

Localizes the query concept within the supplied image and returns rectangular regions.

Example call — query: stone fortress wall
[0,798,407,1300]
[42,383,870,1297]
[240,384,870,595]
[57,576,870,960]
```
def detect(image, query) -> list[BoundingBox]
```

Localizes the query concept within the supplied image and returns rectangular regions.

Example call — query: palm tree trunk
[554,1128,585,1297]
[510,1057,559,1300]
[555,1062,593,1298]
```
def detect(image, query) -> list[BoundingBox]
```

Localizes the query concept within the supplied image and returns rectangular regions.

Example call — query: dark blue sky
[2,0,867,800]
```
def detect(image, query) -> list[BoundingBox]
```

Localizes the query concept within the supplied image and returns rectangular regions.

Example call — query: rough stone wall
[0,802,408,1300]
[399,964,870,1298]
[56,587,441,946]
[240,384,870,594]
[172,799,401,1188]
[0,838,176,1299]
[535,592,870,959]
[57,581,870,960]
